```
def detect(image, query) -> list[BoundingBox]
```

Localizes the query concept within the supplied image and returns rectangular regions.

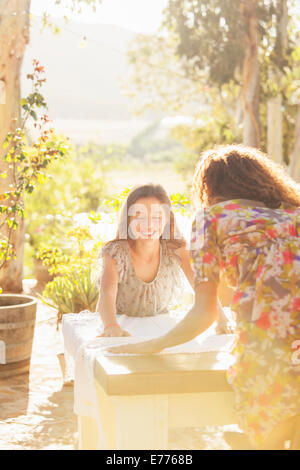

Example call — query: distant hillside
[21,20,137,120]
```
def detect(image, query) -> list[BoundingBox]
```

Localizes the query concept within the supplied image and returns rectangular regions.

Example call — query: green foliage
[172,96,241,181]
[164,0,300,164]
[146,150,180,164]
[102,188,131,212]
[75,142,127,170]
[0,60,68,291]
[173,108,239,153]
[128,121,182,161]
[259,39,300,163]
[124,0,300,181]
[170,192,191,214]
[103,187,193,216]
[165,0,245,86]
[38,265,99,325]
[165,0,296,87]
[24,142,107,256]
[41,0,103,33]
[37,223,102,324]
[54,0,102,12]
[125,33,207,114]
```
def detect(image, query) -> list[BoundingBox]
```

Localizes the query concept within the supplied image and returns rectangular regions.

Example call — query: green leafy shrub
[37,223,102,325]
[39,265,99,324]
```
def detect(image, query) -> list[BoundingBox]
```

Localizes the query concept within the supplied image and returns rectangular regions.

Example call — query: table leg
[114,395,169,450]
[94,381,169,450]
[78,415,99,450]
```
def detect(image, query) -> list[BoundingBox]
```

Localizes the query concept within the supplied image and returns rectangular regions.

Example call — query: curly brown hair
[192,144,300,209]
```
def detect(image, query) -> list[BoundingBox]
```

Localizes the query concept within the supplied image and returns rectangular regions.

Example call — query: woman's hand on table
[97,324,131,338]
[106,338,163,355]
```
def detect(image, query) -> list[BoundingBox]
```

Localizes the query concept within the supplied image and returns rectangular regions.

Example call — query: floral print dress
[189,198,300,447]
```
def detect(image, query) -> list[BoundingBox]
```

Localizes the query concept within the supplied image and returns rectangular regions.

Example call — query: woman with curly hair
[108,145,300,450]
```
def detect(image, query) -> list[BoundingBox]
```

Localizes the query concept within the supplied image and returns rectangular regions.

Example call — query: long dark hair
[193,144,300,209]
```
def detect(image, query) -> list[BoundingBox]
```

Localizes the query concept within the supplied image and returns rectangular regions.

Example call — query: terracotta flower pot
[33,258,54,293]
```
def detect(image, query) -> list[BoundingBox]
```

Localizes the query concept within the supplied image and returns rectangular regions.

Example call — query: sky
[30,0,169,34]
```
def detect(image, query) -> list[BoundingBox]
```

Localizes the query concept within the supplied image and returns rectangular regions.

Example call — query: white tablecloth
[62,310,236,425]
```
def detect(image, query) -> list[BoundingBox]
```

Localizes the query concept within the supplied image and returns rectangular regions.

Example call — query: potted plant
[37,222,102,382]
[0,60,68,377]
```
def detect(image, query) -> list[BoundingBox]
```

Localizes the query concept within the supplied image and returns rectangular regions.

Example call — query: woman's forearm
[96,291,117,327]
[155,304,217,350]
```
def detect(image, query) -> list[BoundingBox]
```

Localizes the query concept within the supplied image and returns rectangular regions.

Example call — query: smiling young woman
[96,183,193,337]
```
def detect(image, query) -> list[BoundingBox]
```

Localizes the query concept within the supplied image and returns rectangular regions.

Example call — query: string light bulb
[80,35,87,48]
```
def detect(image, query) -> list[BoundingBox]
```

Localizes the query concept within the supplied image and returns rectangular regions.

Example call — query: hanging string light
[80,35,87,48]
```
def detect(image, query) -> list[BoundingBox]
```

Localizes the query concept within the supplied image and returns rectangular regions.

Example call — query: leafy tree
[125,34,204,113]
[164,0,298,147]
[125,0,300,178]
[0,0,102,292]
[124,33,243,179]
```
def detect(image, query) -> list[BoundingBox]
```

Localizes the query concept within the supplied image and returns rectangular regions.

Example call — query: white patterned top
[98,239,186,317]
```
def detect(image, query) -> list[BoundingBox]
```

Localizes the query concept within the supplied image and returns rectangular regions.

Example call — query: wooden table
[78,351,238,450]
